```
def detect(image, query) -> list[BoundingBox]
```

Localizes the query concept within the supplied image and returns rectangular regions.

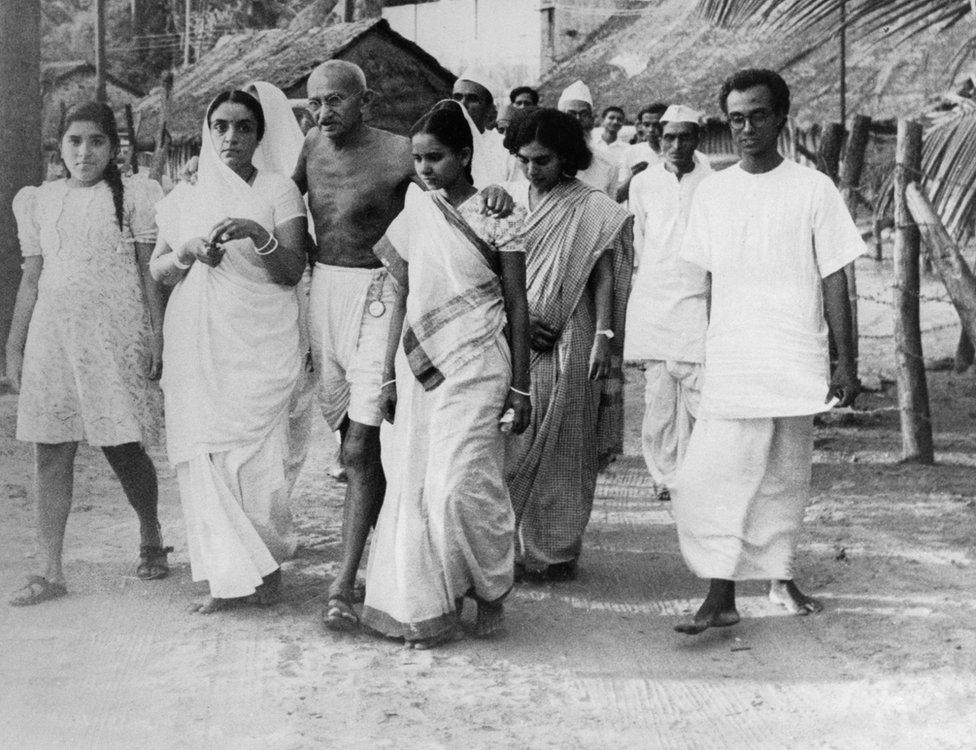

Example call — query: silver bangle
[173,255,191,270]
[254,233,278,256]
[510,386,530,397]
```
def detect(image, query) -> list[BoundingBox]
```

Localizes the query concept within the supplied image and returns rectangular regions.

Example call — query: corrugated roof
[538,0,970,127]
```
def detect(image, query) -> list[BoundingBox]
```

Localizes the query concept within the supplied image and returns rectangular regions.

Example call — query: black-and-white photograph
[1,1,974,746]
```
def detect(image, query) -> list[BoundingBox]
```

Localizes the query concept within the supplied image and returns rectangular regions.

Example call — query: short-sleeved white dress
[12,176,164,446]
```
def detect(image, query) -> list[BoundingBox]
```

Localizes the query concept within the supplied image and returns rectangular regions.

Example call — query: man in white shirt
[452,68,509,187]
[592,106,630,169]
[557,80,620,195]
[672,69,862,635]
[626,104,712,504]
[618,103,666,201]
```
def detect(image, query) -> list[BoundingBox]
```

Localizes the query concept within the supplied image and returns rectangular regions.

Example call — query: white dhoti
[309,263,396,430]
[641,360,702,492]
[672,415,813,580]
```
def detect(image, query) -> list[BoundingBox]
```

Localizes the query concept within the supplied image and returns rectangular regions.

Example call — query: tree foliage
[696,0,976,242]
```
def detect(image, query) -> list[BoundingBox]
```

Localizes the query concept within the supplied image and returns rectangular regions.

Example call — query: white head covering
[661,104,704,125]
[248,81,304,176]
[557,80,593,110]
[157,89,289,251]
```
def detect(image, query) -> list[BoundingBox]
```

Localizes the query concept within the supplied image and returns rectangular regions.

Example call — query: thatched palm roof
[538,0,971,126]
[135,17,455,146]
[42,60,143,97]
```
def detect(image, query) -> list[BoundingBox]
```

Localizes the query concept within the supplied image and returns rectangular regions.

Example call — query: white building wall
[383,0,543,95]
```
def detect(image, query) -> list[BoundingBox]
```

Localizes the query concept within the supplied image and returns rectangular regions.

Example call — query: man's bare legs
[769,579,823,614]
[674,578,740,635]
[324,418,384,630]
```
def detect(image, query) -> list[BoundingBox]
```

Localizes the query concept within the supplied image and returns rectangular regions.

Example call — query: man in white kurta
[557,80,620,196]
[453,68,510,187]
[625,105,712,502]
[672,69,862,635]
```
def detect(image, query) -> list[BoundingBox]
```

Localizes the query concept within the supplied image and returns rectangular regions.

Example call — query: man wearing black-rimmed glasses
[670,69,863,635]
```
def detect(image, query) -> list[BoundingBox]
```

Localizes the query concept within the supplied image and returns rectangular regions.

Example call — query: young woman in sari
[502,108,634,583]
[150,89,308,613]
[362,101,531,649]
[5,102,168,605]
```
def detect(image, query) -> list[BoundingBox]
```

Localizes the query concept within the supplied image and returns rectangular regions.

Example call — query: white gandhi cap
[661,104,704,125]
[557,80,593,110]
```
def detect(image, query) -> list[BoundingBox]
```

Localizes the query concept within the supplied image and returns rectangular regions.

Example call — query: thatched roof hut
[42,61,143,148]
[538,0,970,130]
[133,17,455,152]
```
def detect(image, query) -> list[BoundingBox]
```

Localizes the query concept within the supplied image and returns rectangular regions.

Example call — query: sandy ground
[2,256,976,748]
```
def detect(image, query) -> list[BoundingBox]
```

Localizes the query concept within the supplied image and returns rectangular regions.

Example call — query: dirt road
[2,258,975,748]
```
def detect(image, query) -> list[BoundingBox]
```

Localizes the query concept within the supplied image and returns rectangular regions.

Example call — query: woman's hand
[588,334,611,380]
[208,217,269,249]
[380,379,397,424]
[4,347,23,393]
[501,389,531,435]
[147,330,163,381]
[530,314,560,352]
[180,237,222,267]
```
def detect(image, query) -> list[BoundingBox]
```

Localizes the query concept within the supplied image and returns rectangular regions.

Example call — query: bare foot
[406,627,461,650]
[188,596,241,614]
[675,579,739,635]
[474,600,505,638]
[769,579,823,615]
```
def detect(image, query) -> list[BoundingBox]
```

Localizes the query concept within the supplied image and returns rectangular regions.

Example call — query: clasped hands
[177,218,271,267]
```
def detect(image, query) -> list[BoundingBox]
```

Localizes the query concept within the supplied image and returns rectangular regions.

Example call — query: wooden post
[124,103,138,174]
[839,114,871,360]
[892,121,933,463]
[95,0,107,102]
[816,122,845,184]
[906,182,976,361]
[150,71,174,184]
[0,0,42,372]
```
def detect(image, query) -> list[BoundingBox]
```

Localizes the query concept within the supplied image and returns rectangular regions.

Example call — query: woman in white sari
[150,89,308,613]
[362,101,531,648]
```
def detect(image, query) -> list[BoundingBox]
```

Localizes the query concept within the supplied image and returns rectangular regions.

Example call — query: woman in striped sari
[503,108,634,582]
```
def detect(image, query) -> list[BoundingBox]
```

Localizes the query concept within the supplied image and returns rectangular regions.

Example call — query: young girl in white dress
[5,102,168,606]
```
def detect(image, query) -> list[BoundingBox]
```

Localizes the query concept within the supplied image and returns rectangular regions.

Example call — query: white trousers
[641,360,703,491]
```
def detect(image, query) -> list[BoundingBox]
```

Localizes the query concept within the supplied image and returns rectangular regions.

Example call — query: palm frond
[696,0,970,43]
[921,107,976,243]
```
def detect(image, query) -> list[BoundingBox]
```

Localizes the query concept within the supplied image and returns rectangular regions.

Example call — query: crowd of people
[3,60,861,647]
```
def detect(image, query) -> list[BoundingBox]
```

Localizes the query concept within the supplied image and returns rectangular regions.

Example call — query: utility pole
[839,0,847,126]
[183,0,192,66]
[95,0,107,102]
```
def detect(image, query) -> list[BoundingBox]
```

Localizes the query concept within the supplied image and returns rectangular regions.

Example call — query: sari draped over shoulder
[363,184,524,641]
[157,101,301,598]
[397,185,509,390]
[505,178,634,570]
